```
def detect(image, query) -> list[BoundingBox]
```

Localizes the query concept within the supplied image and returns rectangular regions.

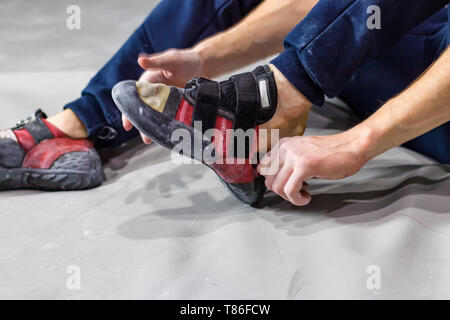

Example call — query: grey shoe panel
[163,87,183,119]
[51,150,100,171]
[0,138,25,168]
[21,117,53,143]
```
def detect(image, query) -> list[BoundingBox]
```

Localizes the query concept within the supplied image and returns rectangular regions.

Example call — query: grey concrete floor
[0,0,157,72]
[1,0,450,299]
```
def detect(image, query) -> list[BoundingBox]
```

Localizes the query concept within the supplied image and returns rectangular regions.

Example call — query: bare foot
[47,109,88,139]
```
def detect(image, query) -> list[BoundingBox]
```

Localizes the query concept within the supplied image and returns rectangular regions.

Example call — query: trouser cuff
[271,47,324,106]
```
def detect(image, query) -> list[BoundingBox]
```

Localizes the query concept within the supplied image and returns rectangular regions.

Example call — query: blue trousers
[271,0,450,163]
[64,0,262,147]
[66,0,450,163]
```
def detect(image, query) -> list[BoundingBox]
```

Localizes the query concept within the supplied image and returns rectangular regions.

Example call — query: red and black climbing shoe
[0,109,103,191]
[113,65,277,206]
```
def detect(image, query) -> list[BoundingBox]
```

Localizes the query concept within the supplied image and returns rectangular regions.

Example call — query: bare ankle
[47,109,88,139]
[258,65,311,146]
[269,64,312,120]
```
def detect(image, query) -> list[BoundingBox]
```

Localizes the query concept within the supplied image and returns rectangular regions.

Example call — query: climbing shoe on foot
[0,109,104,191]
[112,66,278,206]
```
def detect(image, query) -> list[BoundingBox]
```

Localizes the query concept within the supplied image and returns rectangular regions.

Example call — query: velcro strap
[23,118,54,144]
[230,72,258,132]
[191,78,220,134]
[230,73,259,159]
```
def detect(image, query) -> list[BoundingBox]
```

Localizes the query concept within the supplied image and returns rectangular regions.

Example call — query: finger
[140,132,152,145]
[257,154,269,175]
[288,184,311,206]
[257,145,281,176]
[139,70,160,82]
[264,174,276,191]
[138,50,179,71]
[284,171,311,206]
[262,146,282,189]
[122,114,133,131]
[270,166,293,201]
[298,190,312,206]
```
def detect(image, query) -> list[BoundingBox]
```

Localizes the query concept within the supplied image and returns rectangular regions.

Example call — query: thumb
[138,50,180,71]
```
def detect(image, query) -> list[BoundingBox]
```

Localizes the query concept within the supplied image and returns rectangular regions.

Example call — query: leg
[339,8,450,163]
[60,0,262,148]
[209,0,449,152]
[0,0,263,192]
[112,0,449,205]
[270,0,448,106]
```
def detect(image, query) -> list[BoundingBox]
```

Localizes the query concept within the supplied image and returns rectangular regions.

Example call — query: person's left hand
[122,48,204,144]
[257,132,369,206]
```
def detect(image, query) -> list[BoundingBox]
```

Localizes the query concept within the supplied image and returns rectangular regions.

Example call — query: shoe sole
[112,80,265,206]
[0,150,104,191]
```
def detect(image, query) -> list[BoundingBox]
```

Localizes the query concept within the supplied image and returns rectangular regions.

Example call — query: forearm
[351,48,450,161]
[272,0,448,106]
[195,0,318,78]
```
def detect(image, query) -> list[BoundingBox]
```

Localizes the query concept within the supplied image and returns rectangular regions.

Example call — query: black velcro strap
[191,78,220,134]
[230,73,259,159]
[230,72,258,132]
[24,118,54,144]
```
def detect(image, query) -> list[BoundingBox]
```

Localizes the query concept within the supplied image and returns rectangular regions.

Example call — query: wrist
[340,124,381,163]
[193,29,246,79]
[192,41,215,79]
[346,97,410,162]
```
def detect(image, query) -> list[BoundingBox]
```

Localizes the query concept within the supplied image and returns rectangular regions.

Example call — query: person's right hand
[122,48,204,144]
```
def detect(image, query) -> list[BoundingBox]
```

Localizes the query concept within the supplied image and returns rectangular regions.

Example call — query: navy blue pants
[64,0,262,147]
[271,0,450,163]
[65,0,449,163]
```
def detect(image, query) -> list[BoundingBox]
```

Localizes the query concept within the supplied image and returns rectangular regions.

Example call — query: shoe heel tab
[35,109,48,119]
[41,118,67,139]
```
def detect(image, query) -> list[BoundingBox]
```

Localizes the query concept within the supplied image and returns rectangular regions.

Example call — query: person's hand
[257,132,370,206]
[138,48,204,87]
[122,48,204,144]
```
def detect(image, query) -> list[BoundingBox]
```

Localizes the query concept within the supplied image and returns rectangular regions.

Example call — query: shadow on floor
[117,164,450,239]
